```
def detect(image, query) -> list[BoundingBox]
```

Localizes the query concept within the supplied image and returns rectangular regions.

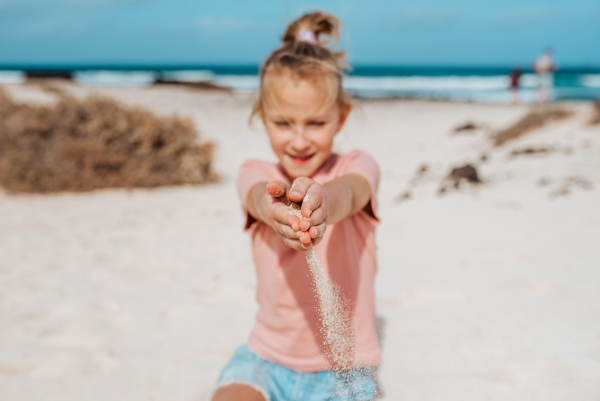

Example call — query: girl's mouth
[288,154,314,164]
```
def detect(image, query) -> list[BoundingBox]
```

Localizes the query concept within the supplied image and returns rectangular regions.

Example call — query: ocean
[1,65,599,103]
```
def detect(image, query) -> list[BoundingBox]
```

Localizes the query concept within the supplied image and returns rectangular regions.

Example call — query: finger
[308,223,326,239]
[284,237,309,251]
[274,222,301,241]
[298,207,323,232]
[267,180,290,198]
[305,206,325,227]
[289,215,300,232]
[275,208,300,231]
[297,230,312,244]
[300,188,323,218]
[288,177,315,203]
[272,205,301,231]
[276,207,300,231]
[281,213,301,232]
[299,218,311,232]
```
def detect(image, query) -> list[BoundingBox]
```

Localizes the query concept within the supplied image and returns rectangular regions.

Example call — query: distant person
[509,67,522,104]
[211,11,381,401]
[533,49,557,103]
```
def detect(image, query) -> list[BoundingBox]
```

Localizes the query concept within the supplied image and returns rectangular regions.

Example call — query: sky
[0,0,599,66]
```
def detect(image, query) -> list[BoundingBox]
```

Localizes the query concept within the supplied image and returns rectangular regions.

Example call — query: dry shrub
[0,87,217,193]
[493,107,573,146]
[590,98,600,125]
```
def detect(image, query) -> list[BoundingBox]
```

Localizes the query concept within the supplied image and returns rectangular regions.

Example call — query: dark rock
[153,78,230,92]
[450,164,480,184]
[26,70,73,80]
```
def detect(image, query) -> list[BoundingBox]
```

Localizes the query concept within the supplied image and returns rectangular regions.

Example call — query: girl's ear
[336,101,352,133]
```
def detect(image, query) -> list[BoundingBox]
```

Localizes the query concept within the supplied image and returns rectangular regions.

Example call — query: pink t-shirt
[237,150,381,372]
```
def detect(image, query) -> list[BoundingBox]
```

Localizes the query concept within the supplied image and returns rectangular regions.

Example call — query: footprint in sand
[0,361,42,375]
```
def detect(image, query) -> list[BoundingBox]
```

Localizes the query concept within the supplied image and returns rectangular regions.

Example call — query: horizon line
[1,63,599,73]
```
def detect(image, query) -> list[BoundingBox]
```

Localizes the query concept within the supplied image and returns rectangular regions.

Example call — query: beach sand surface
[1,83,599,400]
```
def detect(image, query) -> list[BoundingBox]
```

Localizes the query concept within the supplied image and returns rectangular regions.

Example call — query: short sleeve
[237,160,276,231]
[341,151,380,223]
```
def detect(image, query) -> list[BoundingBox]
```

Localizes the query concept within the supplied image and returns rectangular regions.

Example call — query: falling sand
[289,203,378,399]
[289,202,354,368]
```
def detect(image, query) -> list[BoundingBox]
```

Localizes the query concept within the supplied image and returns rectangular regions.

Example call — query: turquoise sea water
[1,65,598,103]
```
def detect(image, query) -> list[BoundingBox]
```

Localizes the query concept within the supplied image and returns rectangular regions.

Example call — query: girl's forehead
[266,108,333,121]
[264,96,337,120]
[263,71,338,118]
[272,73,325,98]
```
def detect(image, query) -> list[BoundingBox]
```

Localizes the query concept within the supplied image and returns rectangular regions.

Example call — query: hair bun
[282,11,340,48]
[251,10,351,123]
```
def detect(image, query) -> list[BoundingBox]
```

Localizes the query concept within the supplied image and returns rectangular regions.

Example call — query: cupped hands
[265,177,328,251]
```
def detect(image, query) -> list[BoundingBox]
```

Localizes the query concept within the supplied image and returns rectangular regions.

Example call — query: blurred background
[1,0,599,102]
[1,1,599,401]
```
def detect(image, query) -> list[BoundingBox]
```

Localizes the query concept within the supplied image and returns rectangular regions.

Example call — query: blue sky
[0,0,599,66]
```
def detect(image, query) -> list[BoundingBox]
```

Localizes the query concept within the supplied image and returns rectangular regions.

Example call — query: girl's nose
[291,127,310,150]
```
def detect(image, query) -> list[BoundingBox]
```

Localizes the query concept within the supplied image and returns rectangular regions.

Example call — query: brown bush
[0,87,217,193]
[493,107,573,146]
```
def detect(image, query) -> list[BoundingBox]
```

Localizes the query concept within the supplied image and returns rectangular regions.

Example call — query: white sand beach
[1,82,599,400]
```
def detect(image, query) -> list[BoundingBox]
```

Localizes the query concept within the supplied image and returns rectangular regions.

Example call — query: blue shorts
[215,345,380,401]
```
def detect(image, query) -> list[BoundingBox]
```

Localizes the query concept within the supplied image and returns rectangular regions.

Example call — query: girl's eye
[309,121,326,126]
[275,121,290,127]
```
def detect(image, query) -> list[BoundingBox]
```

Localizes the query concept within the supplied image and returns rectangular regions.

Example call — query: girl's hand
[265,180,306,251]
[287,177,328,248]
[265,178,327,250]
[251,173,369,251]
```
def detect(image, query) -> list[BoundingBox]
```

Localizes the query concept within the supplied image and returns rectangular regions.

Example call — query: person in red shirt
[509,67,522,104]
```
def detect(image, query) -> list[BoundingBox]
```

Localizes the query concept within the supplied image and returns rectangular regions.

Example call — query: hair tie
[296,29,317,44]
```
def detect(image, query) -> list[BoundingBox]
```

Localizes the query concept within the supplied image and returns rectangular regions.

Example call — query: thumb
[267,180,290,199]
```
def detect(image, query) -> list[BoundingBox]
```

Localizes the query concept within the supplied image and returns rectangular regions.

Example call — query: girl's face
[261,72,349,181]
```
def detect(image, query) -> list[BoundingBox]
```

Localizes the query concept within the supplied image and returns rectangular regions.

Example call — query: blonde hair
[251,11,351,121]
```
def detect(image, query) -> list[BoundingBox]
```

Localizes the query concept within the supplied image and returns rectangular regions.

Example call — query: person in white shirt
[533,49,557,103]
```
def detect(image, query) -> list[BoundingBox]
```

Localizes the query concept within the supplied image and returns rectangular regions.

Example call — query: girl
[212,11,381,401]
